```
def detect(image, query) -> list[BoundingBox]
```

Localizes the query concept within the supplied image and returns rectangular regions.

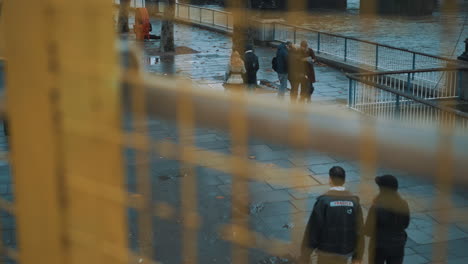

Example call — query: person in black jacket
[364,175,410,264]
[300,166,364,264]
[275,41,292,97]
[244,44,259,91]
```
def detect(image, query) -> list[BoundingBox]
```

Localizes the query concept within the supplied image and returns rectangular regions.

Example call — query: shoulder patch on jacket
[330,201,354,207]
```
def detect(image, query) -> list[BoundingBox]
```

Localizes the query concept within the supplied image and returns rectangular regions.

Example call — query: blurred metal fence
[272,22,458,71]
[1,1,468,264]
[347,68,468,131]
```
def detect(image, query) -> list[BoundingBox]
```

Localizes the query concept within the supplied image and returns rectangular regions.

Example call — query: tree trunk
[118,0,131,33]
[161,0,176,52]
[231,0,255,54]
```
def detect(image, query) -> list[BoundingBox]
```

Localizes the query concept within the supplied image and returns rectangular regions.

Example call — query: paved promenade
[126,21,468,264]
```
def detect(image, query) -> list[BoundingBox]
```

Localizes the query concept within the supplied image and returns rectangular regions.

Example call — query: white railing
[114,0,145,8]
[347,68,468,131]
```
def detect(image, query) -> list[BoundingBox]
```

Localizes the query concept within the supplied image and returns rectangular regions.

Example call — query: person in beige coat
[224,51,246,89]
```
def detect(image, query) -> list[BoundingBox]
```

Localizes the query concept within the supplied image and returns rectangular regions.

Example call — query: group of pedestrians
[224,40,317,102]
[274,40,317,102]
[300,166,410,264]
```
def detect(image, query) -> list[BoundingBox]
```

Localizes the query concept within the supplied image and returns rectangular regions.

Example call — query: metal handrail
[347,67,468,76]
[347,73,468,120]
[272,22,459,64]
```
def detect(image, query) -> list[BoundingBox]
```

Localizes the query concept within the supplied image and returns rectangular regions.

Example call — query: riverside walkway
[122,20,468,264]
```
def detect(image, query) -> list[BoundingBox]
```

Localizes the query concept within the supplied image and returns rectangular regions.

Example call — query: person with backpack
[244,44,259,91]
[364,175,410,264]
[300,166,364,264]
[273,41,292,98]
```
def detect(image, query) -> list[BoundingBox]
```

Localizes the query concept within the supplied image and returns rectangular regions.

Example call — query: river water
[198,0,468,59]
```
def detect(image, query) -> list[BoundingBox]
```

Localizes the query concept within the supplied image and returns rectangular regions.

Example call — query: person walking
[224,50,246,90]
[299,41,317,102]
[243,44,259,91]
[364,175,410,264]
[300,166,364,264]
[275,41,292,98]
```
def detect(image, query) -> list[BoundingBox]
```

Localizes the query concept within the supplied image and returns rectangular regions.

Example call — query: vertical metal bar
[293,27,297,44]
[317,32,321,52]
[344,38,348,61]
[177,80,198,264]
[407,72,411,93]
[375,45,379,69]
[10,0,129,263]
[212,10,215,26]
[457,70,463,97]
[229,91,249,264]
[4,0,66,263]
[273,23,276,41]
[348,78,353,107]
[130,54,153,260]
[200,8,202,23]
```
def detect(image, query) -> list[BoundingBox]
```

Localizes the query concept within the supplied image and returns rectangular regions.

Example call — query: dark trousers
[371,247,404,264]
[290,78,312,102]
[316,252,349,264]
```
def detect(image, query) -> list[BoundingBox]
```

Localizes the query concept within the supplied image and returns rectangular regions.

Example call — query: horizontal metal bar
[124,76,468,187]
[348,67,468,77]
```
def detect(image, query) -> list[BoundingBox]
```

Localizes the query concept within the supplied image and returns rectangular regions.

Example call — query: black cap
[375,175,399,191]
[245,44,254,51]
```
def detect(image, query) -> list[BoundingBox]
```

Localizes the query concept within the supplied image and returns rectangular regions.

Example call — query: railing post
[212,10,215,25]
[395,95,401,119]
[348,78,353,107]
[375,45,379,70]
[344,38,348,62]
[411,53,416,80]
[273,23,276,41]
[457,70,463,97]
[293,27,297,44]
[317,32,321,52]
[406,72,412,93]
[200,8,202,23]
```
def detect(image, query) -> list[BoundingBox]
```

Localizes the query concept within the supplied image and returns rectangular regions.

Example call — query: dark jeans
[371,247,404,264]
[316,252,349,264]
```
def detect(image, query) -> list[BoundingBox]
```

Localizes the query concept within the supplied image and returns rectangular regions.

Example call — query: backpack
[272,57,278,72]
